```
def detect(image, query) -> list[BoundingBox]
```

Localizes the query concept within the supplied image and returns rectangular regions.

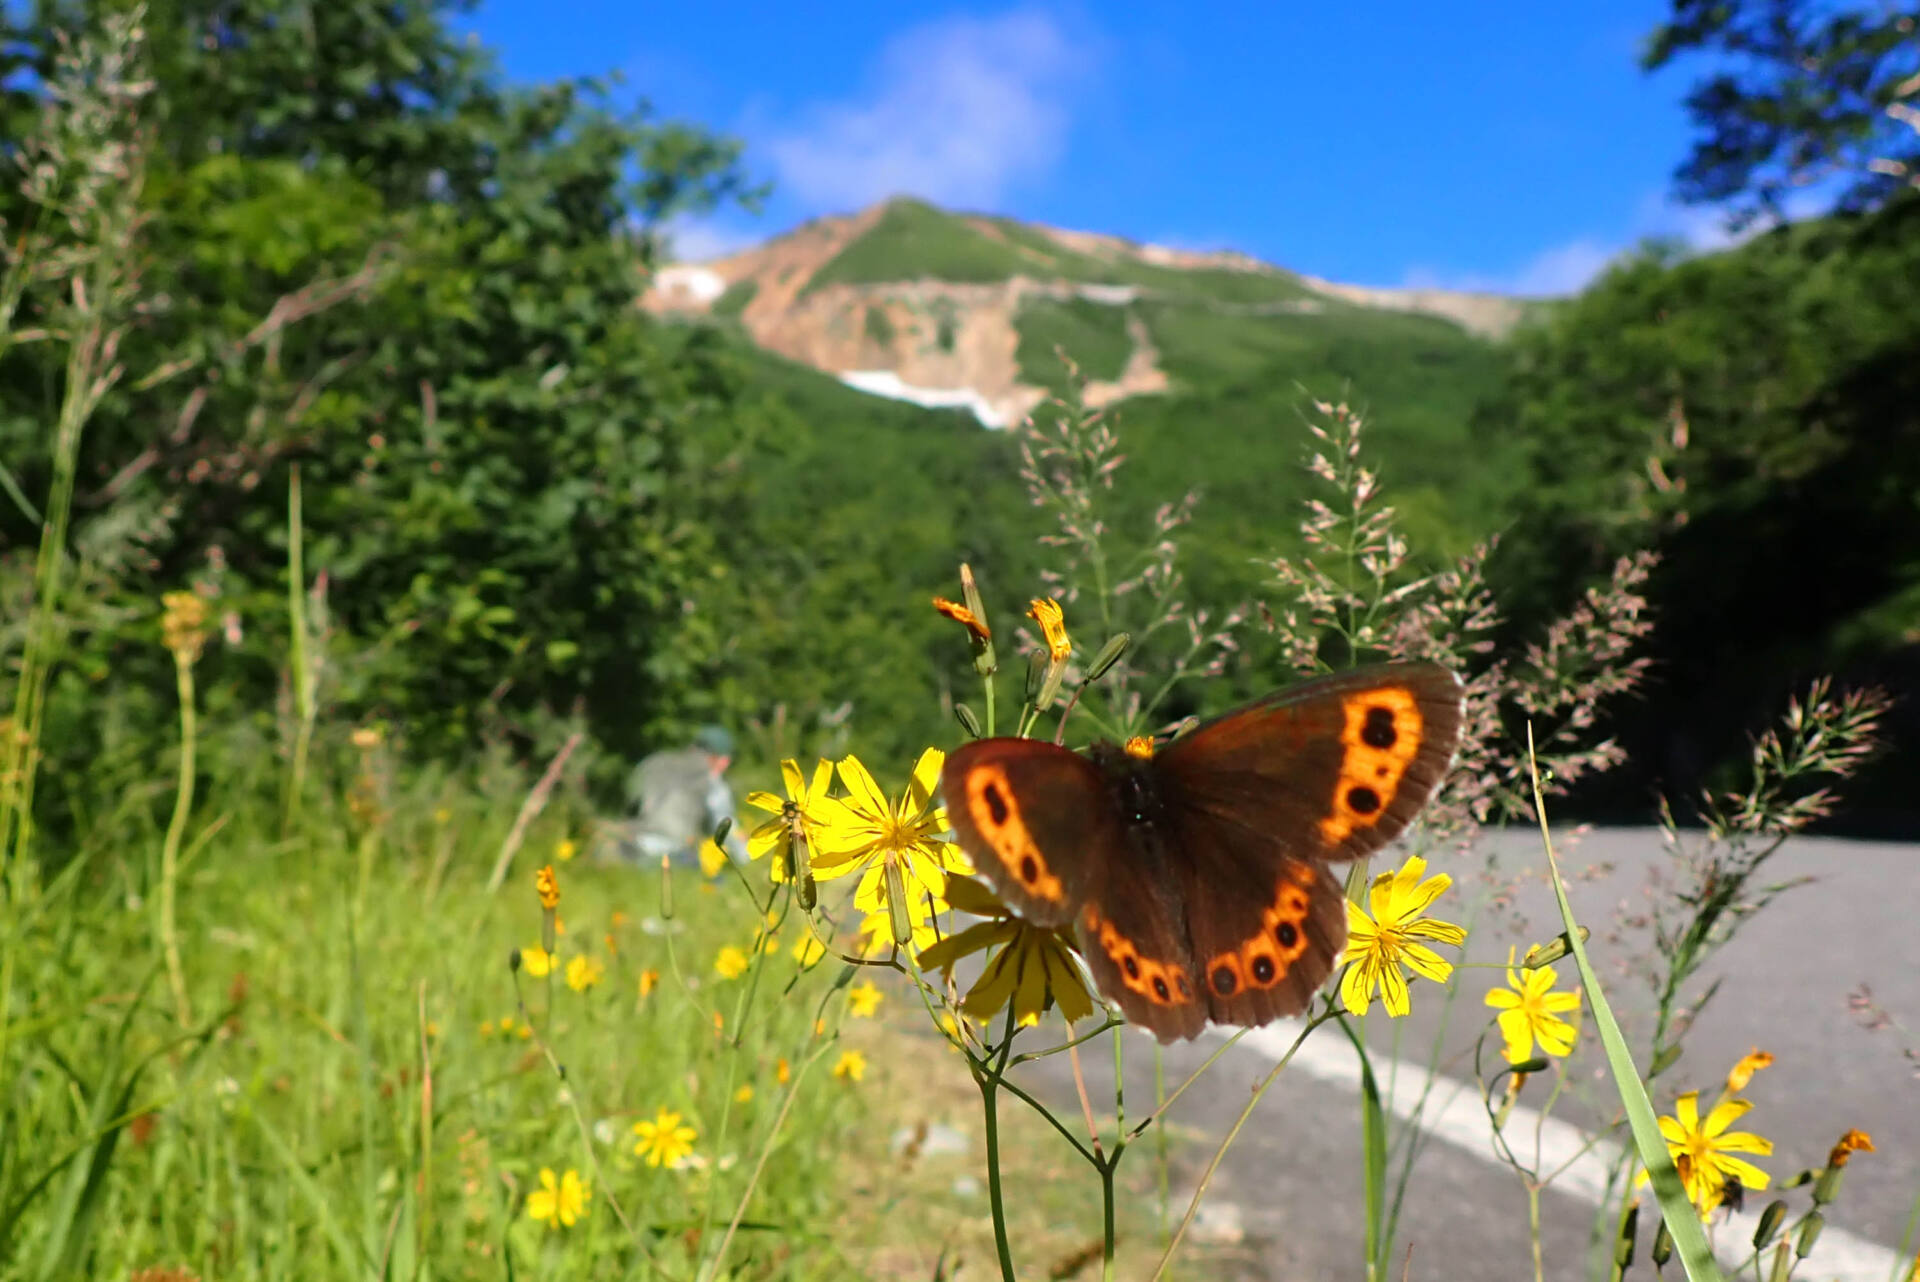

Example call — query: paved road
[1008,828,1920,1281]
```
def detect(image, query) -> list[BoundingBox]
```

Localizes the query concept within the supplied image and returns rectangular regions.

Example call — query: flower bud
[960,564,996,675]
[1752,1200,1787,1250]
[1508,1057,1551,1076]
[1085,632,1130,682]
[1613,1203,1638,1270]
[712,817,732,849]
[1652,1219,1672,1268]
[1522,926,1589,968]
[1035,654,1068,713]
[1024,651,1047,704]
[1811,1165,1844,1207]
[1766,1240,1792,1282]
[1796,1212,1824,1258]
[954,703,982,739]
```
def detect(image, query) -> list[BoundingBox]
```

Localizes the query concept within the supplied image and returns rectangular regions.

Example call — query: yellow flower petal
[835,754,888,817]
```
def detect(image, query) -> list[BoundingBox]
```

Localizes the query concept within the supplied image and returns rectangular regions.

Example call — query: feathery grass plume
[1628,681,1890,1072]
[1016,372,1247,737]
[1263,398,1658,841]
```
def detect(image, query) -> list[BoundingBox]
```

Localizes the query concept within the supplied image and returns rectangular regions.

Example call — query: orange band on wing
[1202,862,1315,996]
[1319,687,1425,845]
[1083,904,1194,1007]
[962,763,1067,905]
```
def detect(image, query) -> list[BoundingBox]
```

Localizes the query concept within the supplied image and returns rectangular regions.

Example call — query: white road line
[1218,1022,1904,1282]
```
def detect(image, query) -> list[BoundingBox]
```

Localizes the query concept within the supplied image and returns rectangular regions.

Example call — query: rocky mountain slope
[642,197,1525,427]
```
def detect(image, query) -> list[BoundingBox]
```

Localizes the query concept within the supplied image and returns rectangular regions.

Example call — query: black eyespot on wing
[1123,955,1140,979]
[1019,854,1038,883]
[1152,976,1170,1001]
[1211,965,1238,996]
[1346,785,1381,815]
[1251,955,1276,984]
[1276,922,1298,948]
[983,783,1009,825]
[1361,705,1398,749]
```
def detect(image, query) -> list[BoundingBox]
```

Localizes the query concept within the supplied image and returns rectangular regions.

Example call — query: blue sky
[464,2,1744,295]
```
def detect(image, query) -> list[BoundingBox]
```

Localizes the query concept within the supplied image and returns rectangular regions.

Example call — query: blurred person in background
[619,725,746,872]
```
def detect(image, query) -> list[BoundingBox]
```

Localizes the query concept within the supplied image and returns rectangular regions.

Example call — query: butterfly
[940,662,1464,1042]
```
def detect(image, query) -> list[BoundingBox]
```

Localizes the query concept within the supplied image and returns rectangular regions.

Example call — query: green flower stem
[282,465,316,836]
[159,650,197,1026]
[979,1003,1022,1282]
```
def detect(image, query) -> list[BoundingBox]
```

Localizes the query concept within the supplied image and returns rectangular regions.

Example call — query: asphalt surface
[1006,827,1920,1281]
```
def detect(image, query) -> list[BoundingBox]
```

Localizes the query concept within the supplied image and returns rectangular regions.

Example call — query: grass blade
[1527,725,1723,1282]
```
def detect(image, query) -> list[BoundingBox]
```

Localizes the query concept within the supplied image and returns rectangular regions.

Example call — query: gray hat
[692,724,734,758]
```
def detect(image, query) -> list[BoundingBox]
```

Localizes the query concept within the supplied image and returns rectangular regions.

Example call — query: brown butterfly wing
[1160,662,1464,865]
[942,739,1107,928]
[1154,662,1464,1028]
[943,738,1209,1040]
[1149,806,1350,1028]
[1068,817,1211,1043]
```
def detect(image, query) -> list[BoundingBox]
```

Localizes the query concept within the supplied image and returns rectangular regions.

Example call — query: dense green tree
[0,0,767,810]
[1645,0,1920,220]
[1483,200,1920,820]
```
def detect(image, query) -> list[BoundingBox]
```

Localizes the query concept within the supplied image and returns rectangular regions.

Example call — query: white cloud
[1400,190,1836,298]
[764,10,1085,212]
[659,217,761,263]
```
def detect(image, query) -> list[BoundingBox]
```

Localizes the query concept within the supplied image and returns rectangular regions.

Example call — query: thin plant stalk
[159,645,197,1025]
[283,465,317,835]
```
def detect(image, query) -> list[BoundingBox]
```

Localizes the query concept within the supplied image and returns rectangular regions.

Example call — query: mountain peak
[643,200,1523,426]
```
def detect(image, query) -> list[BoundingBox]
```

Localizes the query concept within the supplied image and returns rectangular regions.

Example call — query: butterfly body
[941,663,1464,1042]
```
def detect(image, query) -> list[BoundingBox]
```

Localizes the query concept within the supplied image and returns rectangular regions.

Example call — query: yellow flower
[932,596,992,642]
[1027,597,1071,661]
[1339,855,1466,1018]
[697,837,728,878]
[1828,1128,1874,1168]
[734,1084,754,1104]
[809,751,968,930]
[521,946,556,978]
[526,1167,589,1228]
[555,838,577,863]
[792,933,827,968]
[160,590,211,662]
[1726,1047,1774,1093]
[632,1108,697,1169]
[1655,1091,1772,1218]
[535,865,560,910]
[433,806,453,826]
[565,955,603,992]
[479,1019,495,1037]
[762,933,780,955]
[1485,948,1581,1062]
[776,1057,791,1085]
[917,875,1095,1028]
[847,980,884,1018]
[637,968,660,998]
[714,946,749,980]
[833,1050,867,1082]
[745,759,839,884]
